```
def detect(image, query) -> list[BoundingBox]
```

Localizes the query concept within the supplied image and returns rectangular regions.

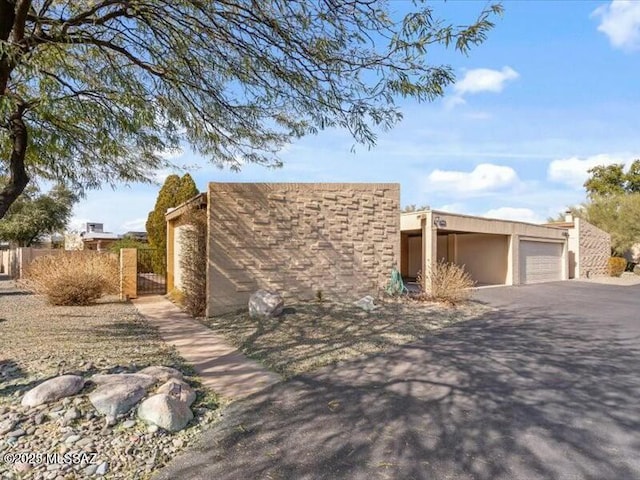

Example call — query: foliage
[0,183,76,246]
[0,1,502,218]
[584,160,640,198]
[177,206,207,317]
[23,251,119,305]
[608,257,627,278]
[581,194,640,256]
[108,237,153,272]
[146,174,199,273]
[416,260,475,305]
[402,204,431,213]
[107,237,147,254]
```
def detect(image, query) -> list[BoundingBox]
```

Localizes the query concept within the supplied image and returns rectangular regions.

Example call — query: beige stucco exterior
[119,248,137,300]
[166,193,207,294]
[401,210,569,288]
[206,183,400,315]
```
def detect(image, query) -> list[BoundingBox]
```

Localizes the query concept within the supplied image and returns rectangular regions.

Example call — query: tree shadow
[156,300,640,480]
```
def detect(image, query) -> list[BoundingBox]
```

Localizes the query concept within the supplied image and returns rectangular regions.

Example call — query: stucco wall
[207,183,400,315]
[577,218,610,278]
[453,233,509,285]
[173,224,188,291]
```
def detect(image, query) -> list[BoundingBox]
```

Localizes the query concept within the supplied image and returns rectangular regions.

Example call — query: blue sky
[71,0,640,233]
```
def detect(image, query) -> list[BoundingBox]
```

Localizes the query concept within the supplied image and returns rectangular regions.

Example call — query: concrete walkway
[132,296,280,400]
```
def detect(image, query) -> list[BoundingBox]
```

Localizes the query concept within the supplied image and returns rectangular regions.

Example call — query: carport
[401,209,569,289]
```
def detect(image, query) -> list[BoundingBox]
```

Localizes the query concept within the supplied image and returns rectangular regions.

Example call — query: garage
[519,240,563,284]
[401,209,568,290]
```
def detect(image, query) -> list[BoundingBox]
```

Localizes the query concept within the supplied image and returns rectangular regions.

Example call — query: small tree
[145,174,199,272]
[584,160,640,198]
[0,184,76,246]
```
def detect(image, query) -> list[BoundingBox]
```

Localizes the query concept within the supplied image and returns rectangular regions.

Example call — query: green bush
[608,257,627,277]
[634,264,640,276]
[23,252,119,305]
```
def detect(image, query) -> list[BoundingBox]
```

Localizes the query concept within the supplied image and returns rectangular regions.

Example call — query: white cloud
[121,218,147,232]
[427,163,519,194]
[592,1,640,51]
[454,67,520,95]
[547,153,630,189]
[483,207,544,224]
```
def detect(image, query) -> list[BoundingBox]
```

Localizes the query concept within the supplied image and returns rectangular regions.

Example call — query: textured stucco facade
[575,218,611,278]
[207,183,400,315]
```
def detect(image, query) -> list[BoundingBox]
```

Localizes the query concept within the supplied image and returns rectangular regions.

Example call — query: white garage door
[520,240,563,284]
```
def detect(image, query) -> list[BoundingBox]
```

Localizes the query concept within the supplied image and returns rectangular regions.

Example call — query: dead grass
[202,298,490,378]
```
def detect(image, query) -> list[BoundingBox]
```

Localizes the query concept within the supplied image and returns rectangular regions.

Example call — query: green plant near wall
[608,257,627,277]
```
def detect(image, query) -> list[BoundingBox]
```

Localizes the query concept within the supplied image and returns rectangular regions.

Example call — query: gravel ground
[203,296,491,378]
[0,276,221,480]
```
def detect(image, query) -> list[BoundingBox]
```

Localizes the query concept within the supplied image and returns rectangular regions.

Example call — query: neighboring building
[545,213,611,279]
[123,231,148,242]
[64,232,84,250]
[401,210,570,287]
[167,183,400,316]
[80,223,120,251]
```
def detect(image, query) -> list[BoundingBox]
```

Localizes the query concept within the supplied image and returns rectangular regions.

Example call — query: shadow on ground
[156,289,640,480]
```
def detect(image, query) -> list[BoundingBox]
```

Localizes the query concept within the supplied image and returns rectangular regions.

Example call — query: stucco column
[166,219,175,292]
[510,234,520,285]
[421,211,437,293]
[120,248,137,300]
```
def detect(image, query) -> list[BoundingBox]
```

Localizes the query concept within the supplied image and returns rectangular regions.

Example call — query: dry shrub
[608,256,627,277]
[178,206,207,317]
[416,260,476,305]
[23,251,119,305]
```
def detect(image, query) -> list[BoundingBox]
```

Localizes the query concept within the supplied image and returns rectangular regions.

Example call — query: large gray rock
[89,374,155,417]
[90,373,156,389]
[21,375,85,408]
[137,394,193,432]
[138,366,183,383]
[248,290,284,318]
[156,379,196,407]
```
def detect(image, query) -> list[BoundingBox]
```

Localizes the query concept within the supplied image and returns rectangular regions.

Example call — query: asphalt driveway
[156,281,640,480]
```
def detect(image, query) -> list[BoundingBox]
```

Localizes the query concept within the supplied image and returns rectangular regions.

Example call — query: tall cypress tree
[146,174,199,273]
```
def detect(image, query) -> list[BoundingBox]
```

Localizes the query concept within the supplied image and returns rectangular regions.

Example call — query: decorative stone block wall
[207,183,400,316]
[577,218,611,278]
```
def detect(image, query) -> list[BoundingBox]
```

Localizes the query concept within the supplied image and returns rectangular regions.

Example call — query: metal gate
[137,248,167,295]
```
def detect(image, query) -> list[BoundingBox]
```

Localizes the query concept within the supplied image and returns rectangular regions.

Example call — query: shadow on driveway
[155,283,640,480]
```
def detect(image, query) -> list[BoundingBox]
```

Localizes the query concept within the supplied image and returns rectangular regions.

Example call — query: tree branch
[0,107,30,219]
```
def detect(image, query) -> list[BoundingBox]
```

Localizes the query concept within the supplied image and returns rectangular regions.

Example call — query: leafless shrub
[23,251,119,305]
[415,260,476,305]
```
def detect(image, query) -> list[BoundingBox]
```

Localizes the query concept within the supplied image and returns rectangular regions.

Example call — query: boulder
[137,394,193,432]
[90,373,156,389]
[248,290,284,318]
[21,375,85,408]
[89,374,155,417]
[137,366,183,383]
[156,379,196,407]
